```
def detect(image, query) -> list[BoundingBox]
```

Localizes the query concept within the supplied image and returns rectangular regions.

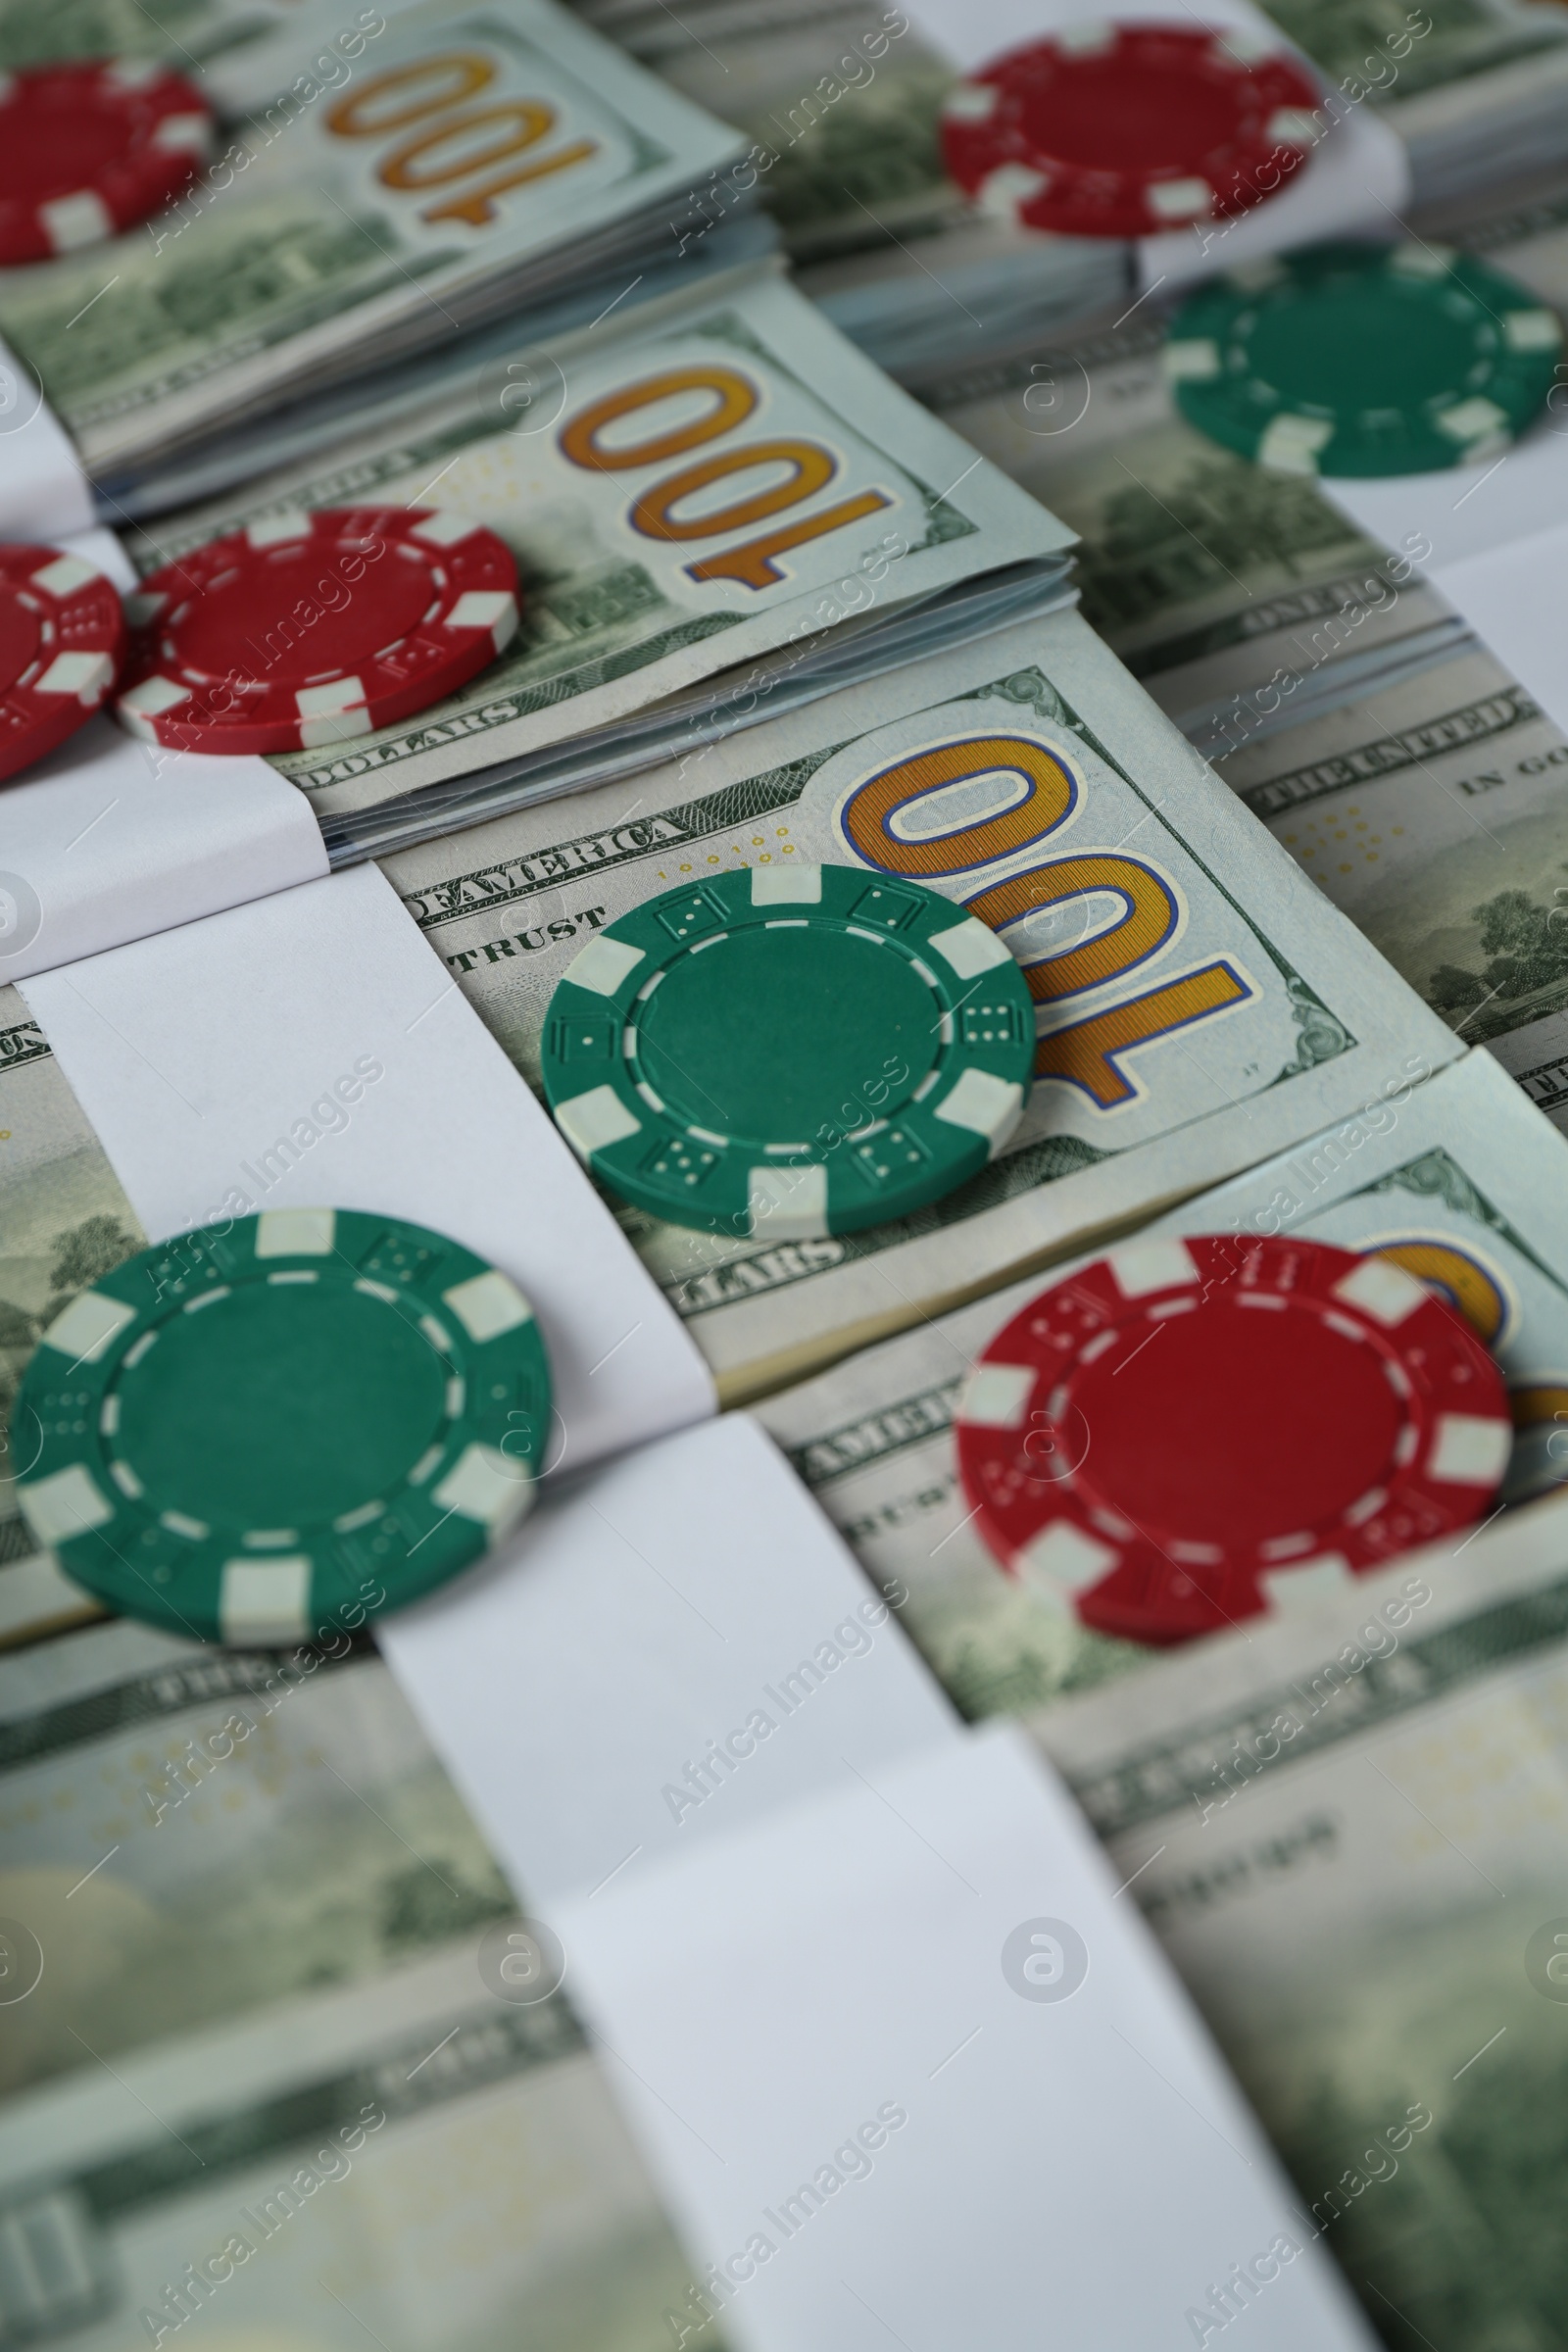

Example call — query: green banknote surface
[0,0,361,73]
[754,1046,1568,1723]
[0,0,739,470]
[383,602,1455,1390]
[0,1618,720,2351]
[1040,1494,1568,2352]
[1213,645,1568,1095]
[1260,0,1568,105]
[573,0,957,261]
[131,261,1068,815]
[920,311,1434,728]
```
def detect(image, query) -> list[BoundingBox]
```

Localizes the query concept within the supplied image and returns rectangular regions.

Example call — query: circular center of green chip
[1241,280,1485,414]
[113,1283,448,1532]
[636,925,936,1145]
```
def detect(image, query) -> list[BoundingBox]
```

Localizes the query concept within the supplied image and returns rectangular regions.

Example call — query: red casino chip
[0,61,214,264]
[955,1235,1511,1646]
[0,541,126,783]
[940,23,1323,240]
[114,508,521,757]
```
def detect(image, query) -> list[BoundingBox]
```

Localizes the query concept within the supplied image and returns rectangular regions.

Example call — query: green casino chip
[1164,241,1563,476]
[541,862,1036,1238]
[11,1208,550,1647]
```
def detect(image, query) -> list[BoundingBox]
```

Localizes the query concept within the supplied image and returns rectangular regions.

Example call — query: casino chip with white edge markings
[0,61,214,264]
[115,508,520,756]
[10,1210,551,1648]
[940,23,1322,241]
[0,542,125,783]
[956,1235,1512,1646]
[541,863,1036,1239]
[1165,241,1564,475]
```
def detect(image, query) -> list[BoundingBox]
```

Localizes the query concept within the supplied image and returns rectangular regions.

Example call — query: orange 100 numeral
[558,364,893,591]
[325,55,595,228]
[837,732,1255,1107]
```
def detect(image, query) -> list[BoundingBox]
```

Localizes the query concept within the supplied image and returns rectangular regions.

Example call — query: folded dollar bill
[382,599,1457,1396]
[1212,641,1568,1129]
[0,0,743,482]
[754,1045,1568,1723]
[0,1614,721,2350]
[1036,1484,1568,2352]
[122,257,1075,858]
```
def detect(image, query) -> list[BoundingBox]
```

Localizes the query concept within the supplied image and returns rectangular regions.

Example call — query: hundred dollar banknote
[0,1616,722,2351]
[0,0,741,478]
[565,0,1129,377]
[382,600,1459,1396]
[914,167,1568,760]
[753,1047,1568,1721]
[1261,0,1566,105]
[1260,0,1568,199]
[128,258,1073,830]
[917,308,1457,761]
[571,0,955,263]
[1211,642,1568,1130]
[1034,1487,1568,2352]
[0,0,397,85]
[0,1618,516,2098]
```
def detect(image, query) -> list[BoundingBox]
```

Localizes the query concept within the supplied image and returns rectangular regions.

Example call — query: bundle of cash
[1261,0,1568,202]
[0,0,744,493]
[912,160,1568,767]
[122,256,1077,860]
[1039,1492,1568,2352]
[1212,640,1568,1134]
[8,5,1568,2349]
[0,1615,716,2352]
[568,0,1568,388]
[379,597,1457,1396]
[755,1047,1568,1723]
[569,0,1134,380]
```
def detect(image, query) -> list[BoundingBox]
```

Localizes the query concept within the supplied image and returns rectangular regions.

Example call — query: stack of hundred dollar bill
[10,1,1568,2349]
[569,0,1568,380]
[884,115,1568,1129]
[0,0,754,505]
[0,0,1079,841]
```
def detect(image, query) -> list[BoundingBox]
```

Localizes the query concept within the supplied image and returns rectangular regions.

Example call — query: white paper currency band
[0,333,94,540]
[379,1420,1374,2346]
[20,865,715,1469]
[554,1724,1380,2352]
[377,1414,958,1903]
[0,728,329,982]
